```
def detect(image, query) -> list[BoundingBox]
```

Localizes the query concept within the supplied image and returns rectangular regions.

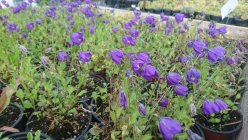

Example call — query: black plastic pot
[190,125,205,140]
[80,74,106,103]
[3,132,53,140]
[26,100,92,140]
[1,103,25,137]
[210,15,222,23]
[196,111,243,140]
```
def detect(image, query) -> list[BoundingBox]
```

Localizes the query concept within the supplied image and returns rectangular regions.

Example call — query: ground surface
[237,63,248,140]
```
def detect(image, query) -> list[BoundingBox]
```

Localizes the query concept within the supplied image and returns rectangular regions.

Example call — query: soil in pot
[0,104,24,136]
[27,102,92,140]
[196,111,242,140]
[4,132,53,140]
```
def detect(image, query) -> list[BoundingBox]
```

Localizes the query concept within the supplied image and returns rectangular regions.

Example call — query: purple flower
[208,46,226,63]
[89,24,95,34]
[129,29,139,38]
[26,22,34,31]
[85,0,91,4]
[128,52,136,62]
[132,60,145,75]
[138,103,146,116]
[187,68,200,84]
[32,9,36,14]
[178,56,188,63]
[80,27,85,33]
[58,52,69,61]
[158,117,182,140]
[28,0,33,3]
[70,32,84,46]
[82,7,94,17]
[165,21,173,35]
[193,41,207,54]
[207,28,219,38]
[119,90,128,109]
[13,6,21,14]
[141,65,158,81]
[202,100,220,115]
[145,15,155,25]
[160,12,169,21]
[22,32,28,38]
[226,57,238,65]
[78,51,92,63]
[112,27,118,33]
[167,72,182,85]
[20,2,28,10]
[187,41,194,48]
[122,35,136,46]
[217,26,227,34]
[7,23,17,32]
[18,45,28,55]
[67,14,73,21]
[45,9,56,18]
[215,99,228,111]
[159,98,169,107]
[124,22,132,30]
[109,50,125,65]
[136,52,151,64]
[198,28,203,34]
[36,19,41,24]
[174,84,188,96]
[175,13,185,24]
[41,56,49,65]
[190,103,197,115]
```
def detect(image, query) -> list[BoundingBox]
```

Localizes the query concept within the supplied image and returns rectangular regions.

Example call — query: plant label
[221,0,238,19]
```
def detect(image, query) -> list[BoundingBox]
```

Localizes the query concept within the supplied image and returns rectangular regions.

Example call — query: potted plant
[1,130,53,140]
[0,78,23,137]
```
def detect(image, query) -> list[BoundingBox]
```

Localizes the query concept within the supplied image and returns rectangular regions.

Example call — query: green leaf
[27,132,33,140]
[23,100,33,109]
[34,130,41,140]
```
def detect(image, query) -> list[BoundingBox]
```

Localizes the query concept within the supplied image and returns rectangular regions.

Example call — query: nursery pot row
[1,101,92,140]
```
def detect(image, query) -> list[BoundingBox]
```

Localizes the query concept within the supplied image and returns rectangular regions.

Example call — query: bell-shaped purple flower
[26,22,34,31]
[22,32,28,38]
[159,98,169,107]
[112,27,118,33]
[36,19,41,25]
[175,13,185,24]
[160,12,169,21]
[122,35,136,46]
[178,56,188,63]
[208,46,226,63]
[7,23,17,32]
[138,103,146,116]
[124,22,132,30]
[174,84,188,96]
[193,41,207,54]
[217,26,227,34]
[41,56,49,65]
[119,90,128,109]
[158,117,182,140]
[129,29,139,38]
[18,45,28,55]
[141,65,158,81]
[78,51,92,63]
[70,32,84,46]
[226,57,238,65]
[137,52,151,64]
[89,24,95,34]
[167,72,182,85]
[85,0,91,4]
[187,68,200,84]
[109,50,125,65]
[132,60,145,75]
[145,15,155,25]
[58,52,69,61]
[214,99,228,111]
[82,7,94,17]
[202,100,220,115]
[13,6,21,14]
